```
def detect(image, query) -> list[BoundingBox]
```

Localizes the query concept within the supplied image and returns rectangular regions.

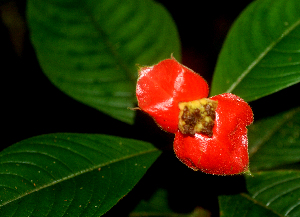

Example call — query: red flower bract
[136,58,209,133]
[136,58,253,175]
[174,93,253,175]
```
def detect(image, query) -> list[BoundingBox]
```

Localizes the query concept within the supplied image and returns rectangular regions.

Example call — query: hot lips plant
[136,58,253,175]
[4,0,300,216]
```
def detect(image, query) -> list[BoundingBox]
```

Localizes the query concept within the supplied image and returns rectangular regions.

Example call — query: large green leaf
[248,107,300,171]
[0,133,161,216]
[211,0,300,101]
[26,0,181,124]
[219,171,300,216]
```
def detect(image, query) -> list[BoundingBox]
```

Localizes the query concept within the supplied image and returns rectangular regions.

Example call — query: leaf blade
[27,0,181,124]
[219,171,300,217]
[211,0,300,101]
[0,133,161,216]
[246,171,300,216]
[248,107,300,171]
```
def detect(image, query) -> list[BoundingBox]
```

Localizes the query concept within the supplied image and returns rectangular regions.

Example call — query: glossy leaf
[26,0,181,124]
[219,171,300,216]
[248,108,300,171]
[211,0,300,101]
[246,171,300,216]
[0,133,161,216]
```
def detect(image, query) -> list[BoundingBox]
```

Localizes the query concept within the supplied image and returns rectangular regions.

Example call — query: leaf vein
[0,148,158,207]
[249,109,298,157]
[266,185,300,206]
[226,18,300,93]
[285,200,300,216]
[252,176,300,198]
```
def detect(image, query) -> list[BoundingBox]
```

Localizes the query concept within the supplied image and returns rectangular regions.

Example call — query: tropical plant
[1,0,300,216]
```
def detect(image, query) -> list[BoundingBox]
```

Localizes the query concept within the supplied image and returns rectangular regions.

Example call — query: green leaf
[211,0,300,101]
[220,171,300,216]
[248,107,300,171]
[0,133,161,216]
[219,194,281,217]
[246,171,300,216]
[26,0,181,124]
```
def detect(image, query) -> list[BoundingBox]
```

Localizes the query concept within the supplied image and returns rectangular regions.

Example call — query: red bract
[136,58,253,175]
[136,58,209,133]
[174,93,253,175]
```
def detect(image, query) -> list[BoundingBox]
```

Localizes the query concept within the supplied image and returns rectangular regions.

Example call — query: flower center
[178,98,218,137]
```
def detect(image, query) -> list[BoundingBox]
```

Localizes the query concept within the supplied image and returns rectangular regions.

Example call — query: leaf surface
[27,0,181,124]
[248,108,300,171]
[219,171,300,216]
[219,194,281,217]
[0,133,161,216]
[246,171,300,216]
[211,0,300,101]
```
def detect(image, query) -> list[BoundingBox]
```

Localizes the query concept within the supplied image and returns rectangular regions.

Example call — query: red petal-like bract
[174,93,253,175]
[136,58,209,133]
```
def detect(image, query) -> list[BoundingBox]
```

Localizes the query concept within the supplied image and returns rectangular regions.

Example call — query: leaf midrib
[0,148,159,207]
[84,7,136,83]
[240,193,284,217]
[226,19,300,94]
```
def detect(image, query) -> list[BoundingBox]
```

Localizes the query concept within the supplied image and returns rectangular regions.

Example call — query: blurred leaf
[248,107,300,171]
[219,194,280,217]
[211,0,300,101]
[27,0,181,124]
[131,188,173,215]
[0,133,161,216]
[130,188,210,217]
[0,1,26,56]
